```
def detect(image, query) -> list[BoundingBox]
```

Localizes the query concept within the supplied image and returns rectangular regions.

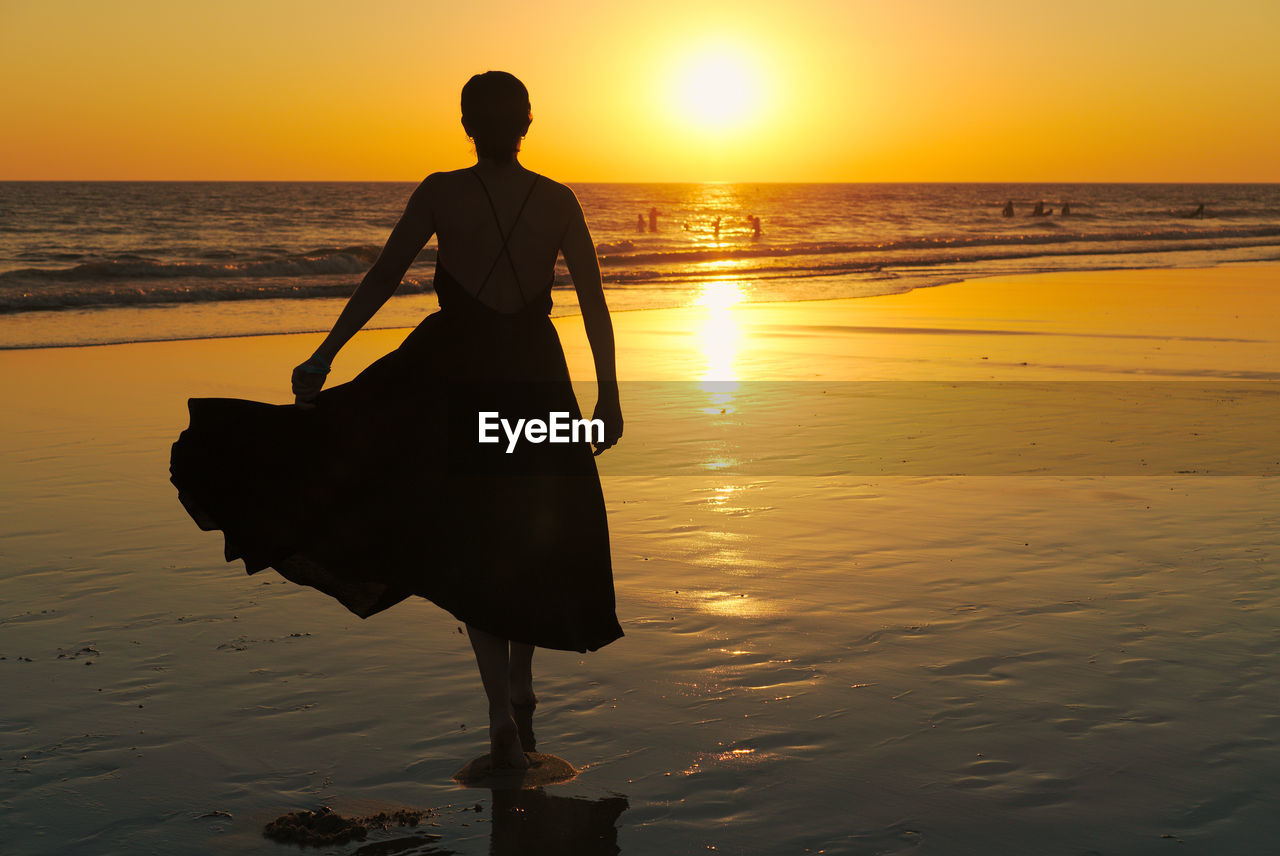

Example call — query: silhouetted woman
[171,71,624,771]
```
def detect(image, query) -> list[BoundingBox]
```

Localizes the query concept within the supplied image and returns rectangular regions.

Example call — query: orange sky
[3,0,1278,181]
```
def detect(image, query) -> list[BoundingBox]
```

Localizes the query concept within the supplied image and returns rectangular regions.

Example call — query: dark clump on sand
[263,805,434,846]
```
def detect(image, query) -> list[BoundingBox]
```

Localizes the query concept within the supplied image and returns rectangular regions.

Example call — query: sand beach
[2,264,1279,854]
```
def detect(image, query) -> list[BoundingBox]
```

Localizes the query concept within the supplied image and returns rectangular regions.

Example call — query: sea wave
[0,276,434,312]
[0,244,438,284]
[10,226,1276,287]
[596,226,1280,266]
[2,193,1278,315]
[4,232,1279,312]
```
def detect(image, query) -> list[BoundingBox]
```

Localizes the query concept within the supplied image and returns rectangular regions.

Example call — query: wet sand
[2,263,1279,854]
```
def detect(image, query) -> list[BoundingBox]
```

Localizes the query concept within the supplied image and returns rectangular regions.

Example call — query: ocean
[2,181,1278,349]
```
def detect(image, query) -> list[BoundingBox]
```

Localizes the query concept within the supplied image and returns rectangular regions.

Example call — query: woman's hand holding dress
[289,181,436,410]
[292,356,329,408]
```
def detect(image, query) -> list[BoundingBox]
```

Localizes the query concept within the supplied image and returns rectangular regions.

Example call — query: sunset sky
[3,0,1278,182]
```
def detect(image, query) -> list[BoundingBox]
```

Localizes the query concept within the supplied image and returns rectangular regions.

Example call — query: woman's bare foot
[489,709,529,769]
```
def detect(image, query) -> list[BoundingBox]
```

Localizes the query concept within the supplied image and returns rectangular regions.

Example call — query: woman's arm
[293,178,436,403]
[561,194,622,454]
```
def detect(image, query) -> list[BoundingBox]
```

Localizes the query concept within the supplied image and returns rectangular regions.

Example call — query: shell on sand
[452,752,577,789]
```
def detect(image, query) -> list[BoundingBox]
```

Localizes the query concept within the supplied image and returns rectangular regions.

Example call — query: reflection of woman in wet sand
[171,72,624,772]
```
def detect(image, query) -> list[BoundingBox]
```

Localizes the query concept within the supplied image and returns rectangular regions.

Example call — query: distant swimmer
[1190,203,1205,219]
[1031,200,1053,217]
[749,214,762,237]
[1002,200,1014,217]
[648,207,659,233]
[713,217,721,240]
[1060,202,1071,216]
[636,214,645,233]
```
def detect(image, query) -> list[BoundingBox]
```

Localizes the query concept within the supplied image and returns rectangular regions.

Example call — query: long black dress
[170,173,623,653]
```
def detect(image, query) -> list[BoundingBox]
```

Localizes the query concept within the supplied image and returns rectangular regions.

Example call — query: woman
[171,71,624,770]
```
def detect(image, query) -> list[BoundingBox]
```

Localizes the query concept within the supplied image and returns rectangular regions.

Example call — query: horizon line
[4,178,1280,185]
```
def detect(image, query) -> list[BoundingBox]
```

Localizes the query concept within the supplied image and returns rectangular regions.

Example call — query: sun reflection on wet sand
[694,280,743,384]
[706,483,742,507]
[694,278,744,313]
[688,588,775,619]
[693,280,745,472]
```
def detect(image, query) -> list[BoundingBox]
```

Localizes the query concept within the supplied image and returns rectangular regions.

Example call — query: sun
[671,46,762,132]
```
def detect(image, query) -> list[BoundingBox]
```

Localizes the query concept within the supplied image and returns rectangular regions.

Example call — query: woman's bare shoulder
[534,175,576,199]
[419,169,470,190]
[532,176,583,215]
[409,170,478,209]
[413,169,577,218]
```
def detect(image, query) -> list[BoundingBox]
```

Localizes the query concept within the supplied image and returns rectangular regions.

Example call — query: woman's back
[429,165,578,314]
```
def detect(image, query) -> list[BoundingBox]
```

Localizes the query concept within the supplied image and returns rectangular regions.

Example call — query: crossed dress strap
[468,169,541,304]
